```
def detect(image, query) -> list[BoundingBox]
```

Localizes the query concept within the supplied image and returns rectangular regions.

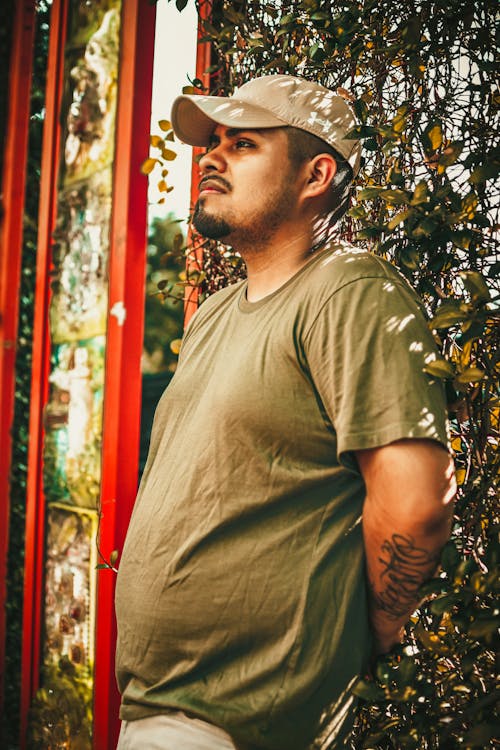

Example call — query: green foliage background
[162,1,499,748]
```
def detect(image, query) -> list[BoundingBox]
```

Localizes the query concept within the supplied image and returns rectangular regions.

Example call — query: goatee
[193,201,232,240]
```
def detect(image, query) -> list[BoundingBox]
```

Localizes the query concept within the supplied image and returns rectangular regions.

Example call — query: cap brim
[171,95,287,146]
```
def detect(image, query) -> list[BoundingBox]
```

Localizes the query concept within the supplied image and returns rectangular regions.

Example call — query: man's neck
[238,228,317,303]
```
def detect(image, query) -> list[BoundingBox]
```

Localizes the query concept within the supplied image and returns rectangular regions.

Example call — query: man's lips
[198,176,231,194]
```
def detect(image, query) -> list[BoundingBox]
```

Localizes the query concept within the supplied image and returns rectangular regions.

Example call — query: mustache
[198,175,232,192]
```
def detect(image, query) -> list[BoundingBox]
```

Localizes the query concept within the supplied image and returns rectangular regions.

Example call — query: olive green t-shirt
[115,247,449,749]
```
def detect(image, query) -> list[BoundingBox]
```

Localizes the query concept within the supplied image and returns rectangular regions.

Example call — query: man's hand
[356,439,456,657]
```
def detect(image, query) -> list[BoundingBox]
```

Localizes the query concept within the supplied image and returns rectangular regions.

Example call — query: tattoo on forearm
[371,533,438,620]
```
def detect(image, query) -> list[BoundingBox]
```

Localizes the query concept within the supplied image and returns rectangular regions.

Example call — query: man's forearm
[357,439,456,656]
[363,511,452,654]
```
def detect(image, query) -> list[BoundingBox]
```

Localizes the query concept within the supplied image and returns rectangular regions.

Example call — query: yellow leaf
[150,135,164,148]
[161,148,177,161]
[158,179,168,192]
[461,193,478,220]
[140,157,158,175]
[158,119,171,131]
[170,338,182,355]
[392,113,407,134]
[455,468,466,485]
[451,437,462,452]
[415,624,451,655]
[427,122,443,151]
[460,340,472,367]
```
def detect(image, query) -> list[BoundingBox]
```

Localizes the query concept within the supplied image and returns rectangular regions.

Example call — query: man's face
[193,125,301,246]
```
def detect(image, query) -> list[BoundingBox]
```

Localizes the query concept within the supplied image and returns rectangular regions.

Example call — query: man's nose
[199,145,225,173]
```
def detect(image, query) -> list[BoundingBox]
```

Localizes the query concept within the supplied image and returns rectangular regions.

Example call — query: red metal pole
[20,0,67,743]
[0,0,37,723]
[184,0,213,328]
[93,1,156,747]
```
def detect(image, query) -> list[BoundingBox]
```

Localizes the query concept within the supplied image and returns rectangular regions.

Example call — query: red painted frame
[21,0,67,741]
[0,0,37,723]
[20,1,156,747]
[93,1,156,747]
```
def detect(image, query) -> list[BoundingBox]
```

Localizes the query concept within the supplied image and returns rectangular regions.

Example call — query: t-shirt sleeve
[303,275,450,467]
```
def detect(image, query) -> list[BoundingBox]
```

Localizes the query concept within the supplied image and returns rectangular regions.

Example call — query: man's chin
[193,205,232,241]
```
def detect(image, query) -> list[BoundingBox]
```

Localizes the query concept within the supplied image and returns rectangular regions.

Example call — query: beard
[192,176,297,250]
[192,201,232,240]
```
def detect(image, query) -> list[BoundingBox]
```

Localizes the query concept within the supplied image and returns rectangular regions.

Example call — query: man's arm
[356,439,456,656]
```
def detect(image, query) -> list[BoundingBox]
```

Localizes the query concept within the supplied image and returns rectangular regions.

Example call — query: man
[115,75,455,750]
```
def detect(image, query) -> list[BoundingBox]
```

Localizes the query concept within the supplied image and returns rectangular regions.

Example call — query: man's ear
[301,154,338,201]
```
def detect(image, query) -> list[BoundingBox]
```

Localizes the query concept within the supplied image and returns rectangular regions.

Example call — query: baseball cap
[171,74,361,176]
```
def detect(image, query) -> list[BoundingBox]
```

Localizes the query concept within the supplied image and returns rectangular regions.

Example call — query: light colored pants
[117,712,237,750]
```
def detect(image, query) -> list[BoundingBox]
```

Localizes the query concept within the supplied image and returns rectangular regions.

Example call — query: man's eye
[235,140,254,149]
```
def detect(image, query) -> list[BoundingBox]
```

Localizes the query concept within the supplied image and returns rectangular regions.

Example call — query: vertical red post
[93,1,156,747]
[20,0,67,742]
[0,0,37,720]
[184,0,213,327]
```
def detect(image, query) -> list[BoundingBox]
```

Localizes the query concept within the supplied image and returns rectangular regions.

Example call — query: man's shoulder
[308,244,407,293]
[184,278,245,335]
[297,244,424,327]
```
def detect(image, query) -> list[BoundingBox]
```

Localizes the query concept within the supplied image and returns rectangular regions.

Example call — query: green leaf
[345,125,378,139]
[410,181,429,205]
[387,209,411,229]
[412,216,438,237]
[352,679,386,701]
[423,359,455,378]
[440,540,461,572]
[469,163,499,184]
[455,367,486,384]
[438,141,464,167]
[429,593,460,615]
[431,303,469,329]
[357,186,383,200]
[459,271,491,302]
[379,188,410,205]
[399,245,420,270]
[397,657,417,684]
[462,723,500,746]
[414,624,451,655]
